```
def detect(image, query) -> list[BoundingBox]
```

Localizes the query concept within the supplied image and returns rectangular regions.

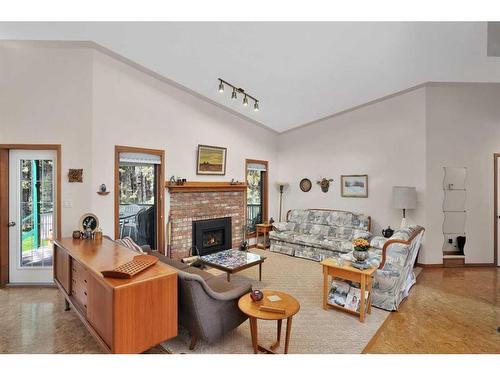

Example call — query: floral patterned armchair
[345,225,425,311]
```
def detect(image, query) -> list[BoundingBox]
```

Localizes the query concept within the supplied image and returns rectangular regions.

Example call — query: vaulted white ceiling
[1,22,499,132]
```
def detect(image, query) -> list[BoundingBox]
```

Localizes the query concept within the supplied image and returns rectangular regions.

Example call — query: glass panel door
[9,150,56,283]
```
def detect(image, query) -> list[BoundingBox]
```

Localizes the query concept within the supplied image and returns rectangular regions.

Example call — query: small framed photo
[197,145,227,175]
[341,175,368,198]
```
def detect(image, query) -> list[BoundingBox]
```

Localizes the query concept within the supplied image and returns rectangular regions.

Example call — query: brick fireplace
[167,182,246,259]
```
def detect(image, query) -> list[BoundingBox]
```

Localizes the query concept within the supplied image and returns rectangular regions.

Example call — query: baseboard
[6,282,56,288]
[415,263,443,268]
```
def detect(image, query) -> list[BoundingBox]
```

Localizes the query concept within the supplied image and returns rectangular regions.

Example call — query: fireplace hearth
[192,217,232,256]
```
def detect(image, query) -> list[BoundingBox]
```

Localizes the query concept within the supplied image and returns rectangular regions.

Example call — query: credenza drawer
[71,259,89,310]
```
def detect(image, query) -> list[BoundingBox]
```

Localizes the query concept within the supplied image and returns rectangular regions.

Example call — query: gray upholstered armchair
[177,270,252,350]
[144,249,251,350]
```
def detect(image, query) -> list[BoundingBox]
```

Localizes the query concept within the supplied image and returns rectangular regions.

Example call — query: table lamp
[275,182,289,222]
[392,186,417,228]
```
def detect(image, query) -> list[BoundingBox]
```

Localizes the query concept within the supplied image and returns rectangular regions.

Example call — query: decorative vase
[456,236,466,254]
[250,289,263,302]
[353,249,368,262]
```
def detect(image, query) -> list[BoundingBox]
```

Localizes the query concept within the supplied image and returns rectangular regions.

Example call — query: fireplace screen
[192,217,232,256]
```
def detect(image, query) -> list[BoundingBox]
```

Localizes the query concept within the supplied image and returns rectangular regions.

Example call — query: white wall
[425,83,500,265]
[277,88,428,260]
[2,44,499,265]
[0,46,94,236]
[90,51,280,236]
[0,44,280,249]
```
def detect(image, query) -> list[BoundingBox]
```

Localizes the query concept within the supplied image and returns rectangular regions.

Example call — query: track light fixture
[218,78,260,111]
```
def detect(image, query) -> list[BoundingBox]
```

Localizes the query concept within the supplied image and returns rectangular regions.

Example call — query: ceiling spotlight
[219,78,260,110]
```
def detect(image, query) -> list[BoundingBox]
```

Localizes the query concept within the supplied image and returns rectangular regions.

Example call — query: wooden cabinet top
[54,237,177,288]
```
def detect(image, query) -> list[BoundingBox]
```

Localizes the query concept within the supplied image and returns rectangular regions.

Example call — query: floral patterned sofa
[269,209,372,261]
[270,209,424,311]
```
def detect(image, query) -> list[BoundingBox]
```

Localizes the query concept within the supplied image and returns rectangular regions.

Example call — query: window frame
[245,159,269,238]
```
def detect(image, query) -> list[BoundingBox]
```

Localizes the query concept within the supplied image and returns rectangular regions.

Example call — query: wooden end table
[256,223,273,249]
[320,258,376,322]
[238,290,300,354]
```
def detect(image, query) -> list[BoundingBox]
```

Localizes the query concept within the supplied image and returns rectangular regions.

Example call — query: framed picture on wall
[197,144,227,175]
[341,174,368,198]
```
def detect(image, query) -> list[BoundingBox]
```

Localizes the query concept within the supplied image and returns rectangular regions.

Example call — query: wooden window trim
[115,146,166,254]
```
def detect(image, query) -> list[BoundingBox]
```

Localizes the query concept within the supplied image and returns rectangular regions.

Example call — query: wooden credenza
[53,237,178,353]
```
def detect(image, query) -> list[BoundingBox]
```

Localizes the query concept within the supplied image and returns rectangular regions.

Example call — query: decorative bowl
[250,289,264,302]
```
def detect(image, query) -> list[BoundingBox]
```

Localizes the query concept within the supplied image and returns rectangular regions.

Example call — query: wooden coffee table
[238,290,300,354]
[200,249,266,282]
[320,258,376,322]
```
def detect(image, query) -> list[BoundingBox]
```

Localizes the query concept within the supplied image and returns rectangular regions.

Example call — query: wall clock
[79,213,99,233]
[299,178,312,192]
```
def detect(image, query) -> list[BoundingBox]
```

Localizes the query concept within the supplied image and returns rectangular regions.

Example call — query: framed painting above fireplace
[197,144,227,175]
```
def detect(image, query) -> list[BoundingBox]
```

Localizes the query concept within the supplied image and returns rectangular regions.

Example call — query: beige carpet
[162,249,392,354]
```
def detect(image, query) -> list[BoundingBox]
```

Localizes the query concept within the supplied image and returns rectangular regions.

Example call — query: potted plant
[352,238,370,262]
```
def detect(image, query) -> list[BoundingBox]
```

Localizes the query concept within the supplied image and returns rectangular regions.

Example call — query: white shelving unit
[442,167,467,260]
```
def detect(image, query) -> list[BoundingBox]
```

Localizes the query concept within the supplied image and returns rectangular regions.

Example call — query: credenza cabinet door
[87,276,113,350]
[54,245,71,293]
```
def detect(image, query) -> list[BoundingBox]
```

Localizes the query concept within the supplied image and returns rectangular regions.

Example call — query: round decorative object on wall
[299,178,312,192]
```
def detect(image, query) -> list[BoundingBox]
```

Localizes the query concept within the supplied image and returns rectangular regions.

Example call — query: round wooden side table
[238,290,300,354]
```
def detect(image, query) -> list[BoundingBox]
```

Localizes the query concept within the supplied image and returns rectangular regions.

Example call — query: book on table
[328,279,369,312]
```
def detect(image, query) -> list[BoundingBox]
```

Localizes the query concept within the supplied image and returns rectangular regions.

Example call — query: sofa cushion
[278,233,353,253]
[370,236,388,249]
[272,222,297,232]
[287,209,370,230]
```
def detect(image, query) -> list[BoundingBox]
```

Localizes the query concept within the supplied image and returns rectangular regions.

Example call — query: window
[245,160,268,235]
[117,151,162,249]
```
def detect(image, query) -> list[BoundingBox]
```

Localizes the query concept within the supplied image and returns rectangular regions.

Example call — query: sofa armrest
[202,281,252,301]
[378,240,408,269]
[179,271,252,301]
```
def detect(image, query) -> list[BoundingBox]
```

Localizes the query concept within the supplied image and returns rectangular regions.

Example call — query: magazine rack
[320,258,377,322]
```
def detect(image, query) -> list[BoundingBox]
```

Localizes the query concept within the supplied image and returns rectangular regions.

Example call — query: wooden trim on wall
[0,144,62,287]
[245,159,269,236]
[0,149,9,287]
[494,153,500,267]
[114,145,165,254]
[166,181,246,193]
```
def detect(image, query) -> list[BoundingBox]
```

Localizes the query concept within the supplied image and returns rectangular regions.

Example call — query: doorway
[494,154,500,266]
[115,146,165,253]
[0,145,61,286]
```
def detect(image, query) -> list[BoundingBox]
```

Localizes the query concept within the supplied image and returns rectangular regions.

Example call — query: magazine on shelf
[328,279,369,312]
[328,280,350,307]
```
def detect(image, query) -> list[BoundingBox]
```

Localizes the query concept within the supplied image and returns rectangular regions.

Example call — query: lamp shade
[275,182,289,191]
[392,186,417,209]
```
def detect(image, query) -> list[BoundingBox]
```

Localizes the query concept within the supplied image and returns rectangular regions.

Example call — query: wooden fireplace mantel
[166,181,247,193]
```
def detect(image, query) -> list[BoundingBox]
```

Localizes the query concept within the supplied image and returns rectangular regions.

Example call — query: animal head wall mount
[317,178,334,193]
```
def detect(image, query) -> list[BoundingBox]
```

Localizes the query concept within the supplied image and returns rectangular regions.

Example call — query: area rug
[161,249,391,354]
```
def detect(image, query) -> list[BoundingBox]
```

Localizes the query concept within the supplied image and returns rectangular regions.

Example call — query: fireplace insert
[192,217,232,256]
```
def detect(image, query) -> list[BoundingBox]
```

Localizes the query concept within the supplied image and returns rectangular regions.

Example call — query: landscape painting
[341,174,368,197]
[197,145,227,175]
